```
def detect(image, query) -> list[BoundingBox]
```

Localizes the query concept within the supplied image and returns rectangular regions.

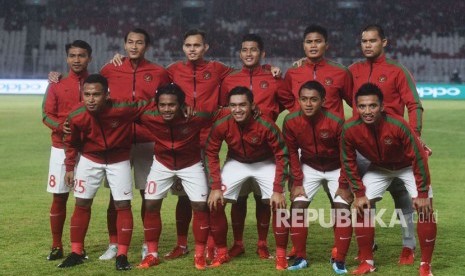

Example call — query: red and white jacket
[205,110,289,193]
[284,58,353,118]
[64,99,153,171]
[220,65,295,121]
[283,109,344,187]
[100,58,171,143]
[349,54,423,136]
[139,111,212,170]
[42,70,89,148]
[340,113,431,198]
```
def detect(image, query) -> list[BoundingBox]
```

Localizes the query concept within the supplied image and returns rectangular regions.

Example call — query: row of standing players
[42,24,435,275]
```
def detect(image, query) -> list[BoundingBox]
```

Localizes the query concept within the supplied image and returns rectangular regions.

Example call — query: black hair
[228,86,254,104]
[241,33,264,52]
[303,25,328,42]
[84,74,108,93]
[183,29,207,43]
[124,28,151,46]
[355,82,384,104]
[65,40,92,57]
[361,24,386,40]
[299,80,326,99]
[155,83,186,107]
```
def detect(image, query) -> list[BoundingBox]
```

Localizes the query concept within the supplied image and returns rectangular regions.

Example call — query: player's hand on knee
[413,197,431,215]
[335,187,354,204]
[64,171,75,188]
[290,186,306,202]
[208,190,224,211]
[270,192,286,210]
[353,195,370,217]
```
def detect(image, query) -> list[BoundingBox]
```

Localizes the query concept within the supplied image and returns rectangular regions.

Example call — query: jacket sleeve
[64,117,81,172]
[215,62,235,81]
[340,126,365,197]
[282,119,303,187]
[399,123,431,198]
[396,66,423,136]
[265,122,289,193]
[42,84,62,133]
[276,78,296,112]
[204,122,225,190]
[341,69,353,108]
[283,72,299,112]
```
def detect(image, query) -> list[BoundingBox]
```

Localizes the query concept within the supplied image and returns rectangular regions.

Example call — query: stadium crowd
[0,0,464,81]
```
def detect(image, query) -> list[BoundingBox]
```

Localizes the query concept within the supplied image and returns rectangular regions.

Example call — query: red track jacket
[283,109,344,186]
[284,58,353,118]
[42,70,89,148]
[100,58,171,143]
[349,54,423,135]
[205,110,289,193]
[220,65,295,121]
[64,99,153,171]
[139,111,212,170]
[340,113,431,198]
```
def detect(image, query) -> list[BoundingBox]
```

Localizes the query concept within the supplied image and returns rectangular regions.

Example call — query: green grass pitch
[0,95,463,275]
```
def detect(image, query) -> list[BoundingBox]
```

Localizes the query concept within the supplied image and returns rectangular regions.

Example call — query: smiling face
[229,94,254,124]
[298,88,324,117]
[356,95,384,124]
[83,82,107,113]
[66,47,91,74]
[157,94,181,122]
[303,32,328,63]
[361,30,387,60]
[240,41,264,68]
[183,34,209,62]
[124,32,148,61]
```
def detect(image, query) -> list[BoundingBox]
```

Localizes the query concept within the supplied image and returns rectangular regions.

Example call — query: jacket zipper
[96,116,109,165]
[310,120,322,170]
[132,64,139,144]
[249,68,253,91]
[371,126,382,161]
[193,63,197,109]
[368,62,373,82]
[169,125,177,169]
[238,125,247,158]
[313,64,317,79]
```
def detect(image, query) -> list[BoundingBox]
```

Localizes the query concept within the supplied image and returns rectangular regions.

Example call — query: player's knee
[113,199,131,209]
[75,198,93,208]
[190,201,208,212]
[291,200,310,209]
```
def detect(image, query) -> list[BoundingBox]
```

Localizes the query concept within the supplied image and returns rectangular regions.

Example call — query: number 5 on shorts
[74,179,86,193]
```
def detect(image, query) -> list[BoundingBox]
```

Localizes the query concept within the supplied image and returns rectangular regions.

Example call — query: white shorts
[145,159,208,202]
[293,165,348,205]
[363,166,433,200]
[46,147,70,194]
[238,178,262,197]
[74,156,133,201]
[221,158,277,201]
[131,142,154,190]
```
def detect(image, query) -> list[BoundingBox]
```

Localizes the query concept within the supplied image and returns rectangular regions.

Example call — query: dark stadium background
[1,0,464,83]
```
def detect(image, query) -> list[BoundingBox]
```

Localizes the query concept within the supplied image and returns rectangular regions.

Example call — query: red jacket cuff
[66,165,74,172]
[273,184,284,193]
[354,189,366,198]
[417,190,429,198]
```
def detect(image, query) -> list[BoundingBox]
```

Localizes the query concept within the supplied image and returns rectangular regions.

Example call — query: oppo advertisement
[1,79,465,99]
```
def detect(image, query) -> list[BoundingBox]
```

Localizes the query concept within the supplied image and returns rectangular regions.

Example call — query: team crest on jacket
[320,130,330,139]
[378,74,387,83]
[111,120,120,128]
[250,136,259,144]
[260,80,269,89]
[203,71,212,80]
[144,73,153,82]
[324,77,333,86]
[384,136,393,145]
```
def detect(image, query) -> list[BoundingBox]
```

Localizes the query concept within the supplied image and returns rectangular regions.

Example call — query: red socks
[144,209,162,253]
[231,199,247,243]
[354,211,375,261]
[50,193,69,248]
[176,196,192,247]
[193,210,209,256]
[116,205,133,256]
[107,195,118,244]
[272,208,288,257]
[255,195,271,243]
[210,202,228,249]
[417,210,437,263]
[70,205,91,254]
[289,208,308,259]
[334,208,353,262]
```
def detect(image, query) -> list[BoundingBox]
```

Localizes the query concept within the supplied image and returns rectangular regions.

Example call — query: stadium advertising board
[1,79,465,99]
